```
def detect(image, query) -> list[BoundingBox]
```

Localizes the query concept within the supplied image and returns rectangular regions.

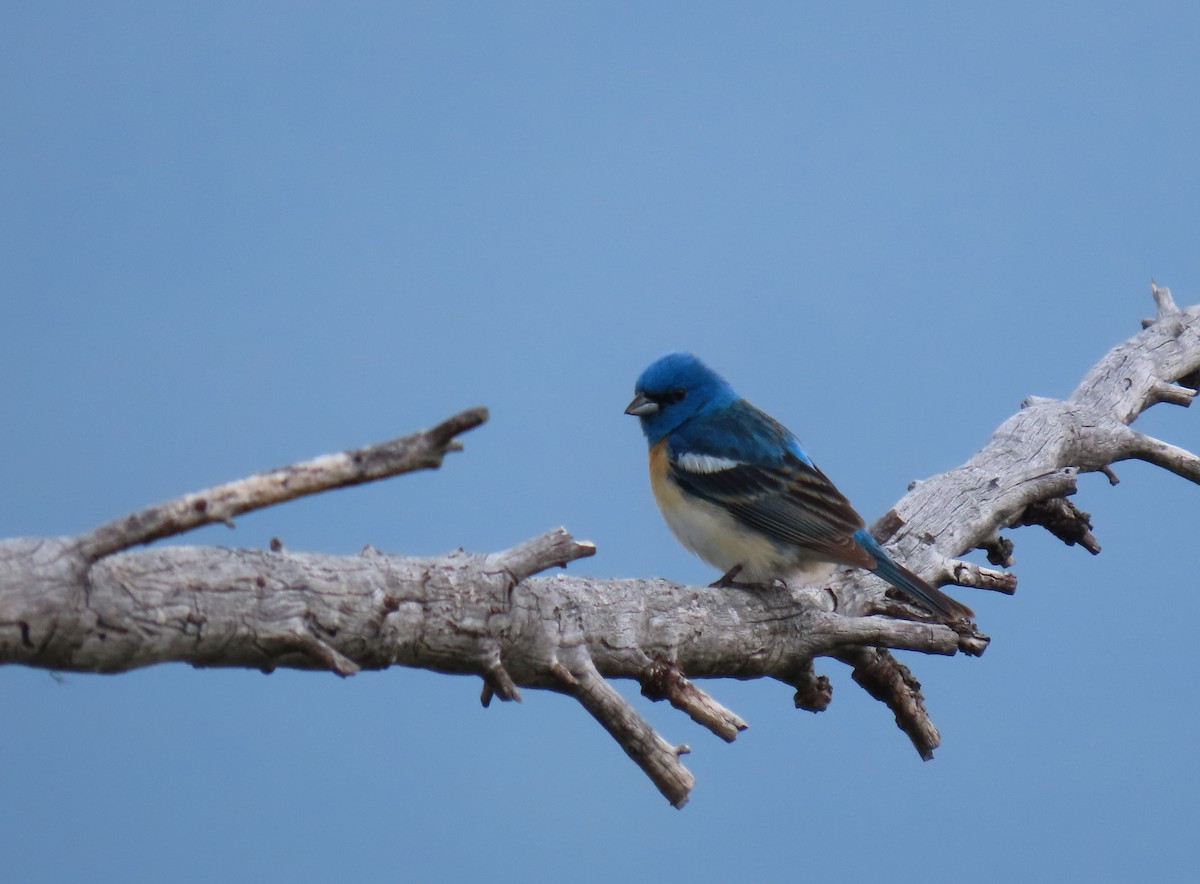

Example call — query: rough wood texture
[2,287,1197,807]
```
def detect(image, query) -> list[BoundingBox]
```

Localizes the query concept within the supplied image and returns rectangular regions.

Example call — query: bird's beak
[624,393,658,417]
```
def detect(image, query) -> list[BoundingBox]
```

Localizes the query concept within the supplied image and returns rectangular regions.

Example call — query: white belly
[651,468,784,580]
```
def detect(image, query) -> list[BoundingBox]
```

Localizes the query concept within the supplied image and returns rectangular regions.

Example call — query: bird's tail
[854,529,974,623]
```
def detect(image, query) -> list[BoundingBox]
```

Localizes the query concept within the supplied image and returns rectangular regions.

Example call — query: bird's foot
[708,565,780,591]
[708,565,745,588]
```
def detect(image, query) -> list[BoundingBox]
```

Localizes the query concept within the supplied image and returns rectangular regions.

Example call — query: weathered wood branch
[2,286,1197,807]
[74,407,489,561]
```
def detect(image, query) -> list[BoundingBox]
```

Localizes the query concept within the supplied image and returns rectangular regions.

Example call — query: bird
[624,351,973,623]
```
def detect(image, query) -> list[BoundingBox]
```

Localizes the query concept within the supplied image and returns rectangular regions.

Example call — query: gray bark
[2,286,1197,808]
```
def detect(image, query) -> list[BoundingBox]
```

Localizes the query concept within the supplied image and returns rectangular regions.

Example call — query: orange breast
[649,438,670,484]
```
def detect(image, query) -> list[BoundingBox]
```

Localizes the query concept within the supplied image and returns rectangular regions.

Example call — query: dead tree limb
[2,286,1197,808]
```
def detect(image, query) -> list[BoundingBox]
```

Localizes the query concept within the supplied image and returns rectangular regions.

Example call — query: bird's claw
[709,565,780,591]
[709,565,744,588]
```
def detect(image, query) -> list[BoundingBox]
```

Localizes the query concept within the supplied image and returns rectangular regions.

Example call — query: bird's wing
[667,402,875,569]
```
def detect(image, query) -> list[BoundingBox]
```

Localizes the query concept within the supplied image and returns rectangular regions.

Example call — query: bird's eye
[662,388,687,405]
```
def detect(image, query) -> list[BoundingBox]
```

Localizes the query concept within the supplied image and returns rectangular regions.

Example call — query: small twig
[1142,284,1181,328]
[480,657,522,706]
[1123,431,1200,484]
[640,657,748,742]
[485,528,597,585]
[836,647,940,761]
[549,660,578,687]
[783,661,833,712]
[292,625,361,677]
[980,535,1015,567]
[1152,282,1180,316]
[823,614,963,657]
[73,408,488,562]
[1149,379,1196,408]
[954,628,991,657]
[935,555,1018,595]
[553,650,695,808]
[1014,497,1101,554]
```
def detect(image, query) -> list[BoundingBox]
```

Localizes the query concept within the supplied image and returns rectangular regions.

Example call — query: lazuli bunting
[625,352,973,623]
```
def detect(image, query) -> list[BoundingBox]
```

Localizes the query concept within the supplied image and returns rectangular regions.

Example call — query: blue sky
[2,3,1198,882]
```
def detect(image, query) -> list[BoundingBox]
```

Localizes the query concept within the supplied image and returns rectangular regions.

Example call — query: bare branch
[783,661,833,712]
[290,621,362,676]
[1152,280,1180,316]
[1121,431,1200,484]
[820,613,963,657]
[932,555,1018,595]
[1148,379,1196,407]
[553,651,696,808]
[881,288,1199,586]
[480,657,522,706]
[640,657,748,742]
[836,648,940,761]
[1142,283,1182,327]
[74,407,488,562]
[484,528,596,584]
[1014,497,1101,554]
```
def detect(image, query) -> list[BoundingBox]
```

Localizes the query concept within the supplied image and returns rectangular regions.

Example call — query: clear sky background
[3,4,1198,882]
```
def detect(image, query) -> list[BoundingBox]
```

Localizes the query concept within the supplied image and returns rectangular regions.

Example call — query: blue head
[625,352,738,444]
